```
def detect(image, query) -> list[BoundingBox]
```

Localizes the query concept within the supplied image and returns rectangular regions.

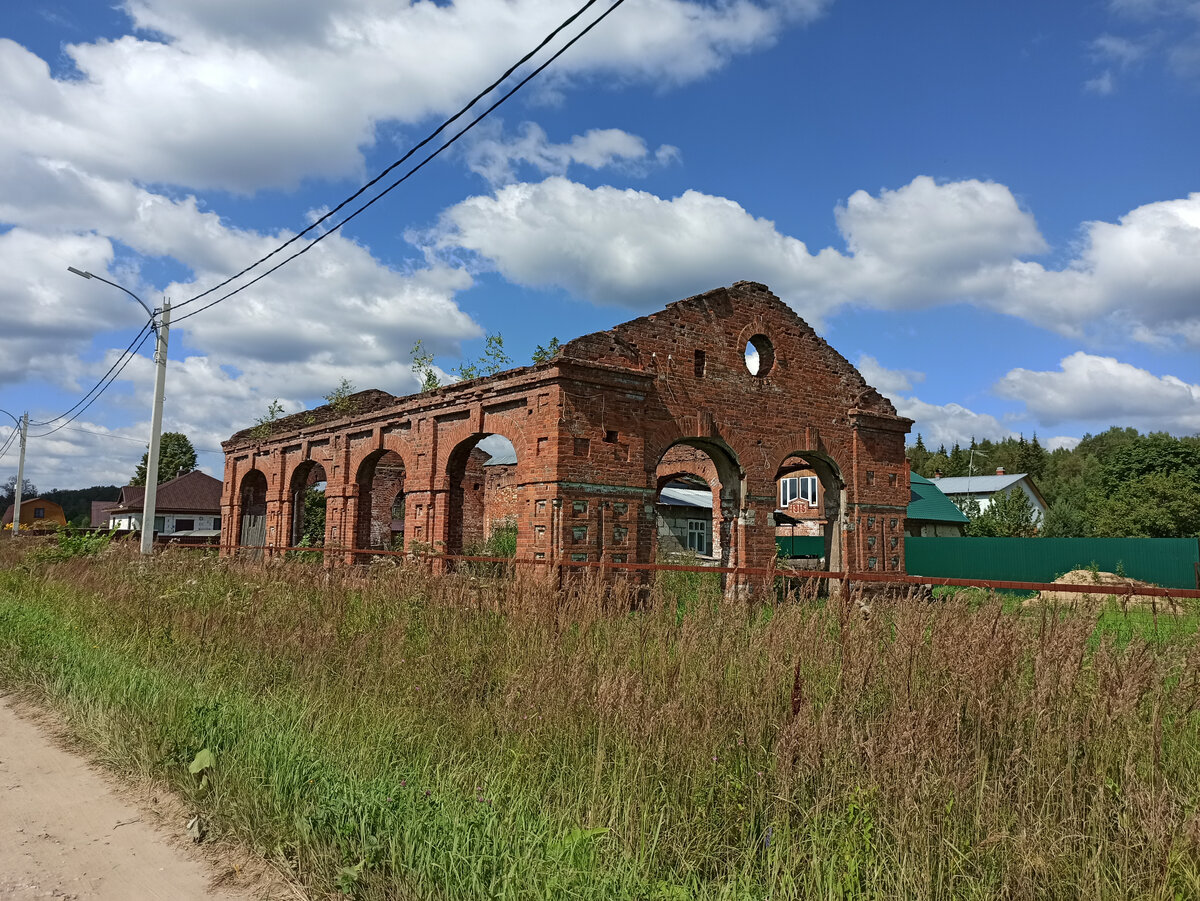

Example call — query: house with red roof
[106,470,223,537]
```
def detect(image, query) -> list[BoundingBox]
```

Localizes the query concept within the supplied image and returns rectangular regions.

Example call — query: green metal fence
[905,537,1200,590]
[776,535,825,558]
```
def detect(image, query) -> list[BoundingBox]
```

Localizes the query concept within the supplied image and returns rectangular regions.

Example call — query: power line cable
[0,427,17,462]
[30,330,154,439]
[56,425,223,454]
[29,318,154,427]
[0,410,21,462]
[174,0,627,326]
[16,1,624,457]
[172,0,604,316]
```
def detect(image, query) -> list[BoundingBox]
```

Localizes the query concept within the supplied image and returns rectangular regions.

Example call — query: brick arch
[354,448,407,553]
[235,469,269,551]
[345,433,417,493]
[771,447,847,573]
[434,422,528,490]
[649,436,745,584]
[283,458,329,547]
[440,431,525,556]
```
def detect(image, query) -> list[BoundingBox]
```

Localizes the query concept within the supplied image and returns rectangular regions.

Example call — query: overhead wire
[172,0,628,324]
[172,0,603,315]
[29,318,155,427]
[0,427,17,461]
[13,0,627,462]
[55,425,223,454]
[0,409,22,462]
[29,329,154,439]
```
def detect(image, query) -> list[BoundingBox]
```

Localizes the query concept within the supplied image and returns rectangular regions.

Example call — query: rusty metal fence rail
[163,540,1200,601]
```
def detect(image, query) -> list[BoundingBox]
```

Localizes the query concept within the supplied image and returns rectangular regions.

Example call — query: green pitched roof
[908,473,969,524]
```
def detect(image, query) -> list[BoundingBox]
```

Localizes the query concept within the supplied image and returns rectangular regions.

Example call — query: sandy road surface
[0,695,289,901]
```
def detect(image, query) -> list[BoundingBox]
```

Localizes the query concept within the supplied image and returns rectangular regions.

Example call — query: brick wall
[221,282,912,589]
[483,462,520,537]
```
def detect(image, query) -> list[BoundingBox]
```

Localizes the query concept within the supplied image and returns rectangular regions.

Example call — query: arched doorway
[652,438,742,587]
[773,452,844,574]
[355,449,406,555]
[287,461,328,549]
[445,433,519,558]
[237,469,268,559]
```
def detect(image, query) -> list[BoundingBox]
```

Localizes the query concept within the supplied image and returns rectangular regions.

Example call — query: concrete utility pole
[12,412,28,537]
[140,300,170,555]
[68,267,169,556]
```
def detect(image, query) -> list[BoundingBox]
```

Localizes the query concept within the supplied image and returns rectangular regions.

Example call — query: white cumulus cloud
[0,0,827,193]
[463,121,679,186]
[851,355,1011,448]
[431,175,1200,345]
[995,352,1200,434]
[855,355,925,399]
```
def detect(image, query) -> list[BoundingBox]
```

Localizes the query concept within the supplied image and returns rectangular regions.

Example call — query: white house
[107,470,223,536]
[929,468,1048,523]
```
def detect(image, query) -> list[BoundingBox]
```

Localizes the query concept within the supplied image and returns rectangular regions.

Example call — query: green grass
[1,545,1198,899]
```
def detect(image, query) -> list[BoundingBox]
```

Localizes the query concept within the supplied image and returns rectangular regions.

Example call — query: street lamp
[68,267,171,555]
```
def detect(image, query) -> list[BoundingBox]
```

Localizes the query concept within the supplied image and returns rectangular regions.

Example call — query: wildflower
[712,756,718,763]
[400,779,407,787]
[763,826,773,849]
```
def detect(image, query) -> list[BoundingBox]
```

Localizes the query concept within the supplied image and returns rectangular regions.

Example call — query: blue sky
[2,0,1199,490]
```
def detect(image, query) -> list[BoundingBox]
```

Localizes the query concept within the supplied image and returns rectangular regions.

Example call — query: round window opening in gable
[744,334,775,377]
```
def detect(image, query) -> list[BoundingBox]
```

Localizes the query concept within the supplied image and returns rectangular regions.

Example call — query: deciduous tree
[132,433,196,486]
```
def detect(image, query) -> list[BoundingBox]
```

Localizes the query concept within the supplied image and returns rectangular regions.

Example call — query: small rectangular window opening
[694,349,706,377]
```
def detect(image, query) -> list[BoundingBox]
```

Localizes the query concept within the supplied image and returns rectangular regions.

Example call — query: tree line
[908,428,1200,538]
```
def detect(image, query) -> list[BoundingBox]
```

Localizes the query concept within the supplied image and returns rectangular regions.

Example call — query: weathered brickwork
[483,463,520,537]
[221,282,912,588]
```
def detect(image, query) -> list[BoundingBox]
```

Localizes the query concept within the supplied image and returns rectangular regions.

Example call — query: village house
[930,467,1048,523]
[906,473,969,537]
[2,498,67,531]
[106,471,224,537]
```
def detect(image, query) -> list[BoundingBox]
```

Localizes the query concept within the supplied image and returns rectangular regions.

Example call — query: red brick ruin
[221,282,912,589]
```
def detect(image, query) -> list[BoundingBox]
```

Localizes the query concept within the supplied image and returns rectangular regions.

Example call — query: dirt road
[0,695,288,900]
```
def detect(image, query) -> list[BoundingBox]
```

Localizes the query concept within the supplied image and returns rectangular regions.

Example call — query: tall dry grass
[0,539,1198,899]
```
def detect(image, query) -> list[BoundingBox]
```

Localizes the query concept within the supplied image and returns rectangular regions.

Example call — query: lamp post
[68,267,169,555]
